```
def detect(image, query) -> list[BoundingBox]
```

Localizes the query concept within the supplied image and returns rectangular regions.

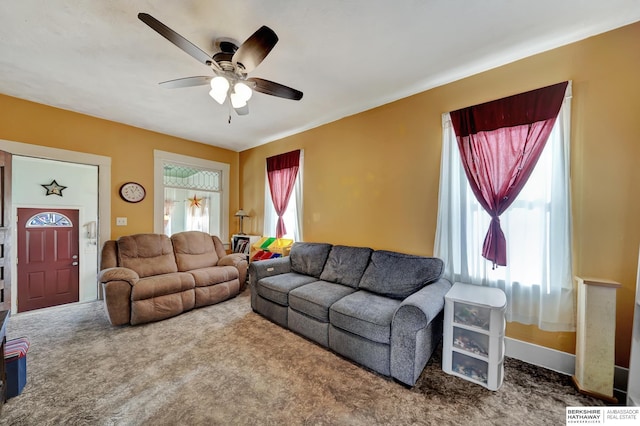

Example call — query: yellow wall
[0,95,240,240]
[239,22,640,367]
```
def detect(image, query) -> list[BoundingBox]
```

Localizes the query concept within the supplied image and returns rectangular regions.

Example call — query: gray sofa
[249,242,452,386]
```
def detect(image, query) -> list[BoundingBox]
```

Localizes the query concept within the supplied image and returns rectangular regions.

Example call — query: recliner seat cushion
[289,281,356,322]
[131,272,195,301]
[290,242,332,278]
[189,266,238,287]
[329,290,401,344]
[257,272,318,306]
[319,245,373,288]
[358,251,444,299]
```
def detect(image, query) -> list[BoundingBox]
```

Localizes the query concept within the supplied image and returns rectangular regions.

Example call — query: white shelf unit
[628,247,640,406]
[443,282,507,391]
[231,234,261,258]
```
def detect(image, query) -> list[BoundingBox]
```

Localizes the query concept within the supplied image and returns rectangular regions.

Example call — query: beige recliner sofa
[98,231,248,326]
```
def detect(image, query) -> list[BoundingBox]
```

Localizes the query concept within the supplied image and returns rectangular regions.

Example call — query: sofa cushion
[131,272,195,301]
[257,272,319,306]
[290,242,333,278]
[329,291,401,344]
[171,231,219,271]
[189,266,238,287]
[289,281,356,322]
[358,251,444,299]
[319,245,373,288]
[117,234,178,278]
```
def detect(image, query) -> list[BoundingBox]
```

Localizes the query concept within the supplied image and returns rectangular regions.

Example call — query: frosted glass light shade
[230,92,247,108]
[234,82,253,101]
[209,76,229,104]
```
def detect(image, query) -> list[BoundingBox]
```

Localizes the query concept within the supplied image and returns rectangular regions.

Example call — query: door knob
[72,261,79,266]
[72,255,78,259]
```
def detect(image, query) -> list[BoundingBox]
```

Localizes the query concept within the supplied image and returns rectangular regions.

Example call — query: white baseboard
[505,337,628,398]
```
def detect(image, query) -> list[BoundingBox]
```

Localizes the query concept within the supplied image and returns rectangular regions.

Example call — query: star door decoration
[41,180,67,197]
[188,194,202,208]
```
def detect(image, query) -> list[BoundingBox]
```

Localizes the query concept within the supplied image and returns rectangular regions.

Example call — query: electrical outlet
[116,217,127,226]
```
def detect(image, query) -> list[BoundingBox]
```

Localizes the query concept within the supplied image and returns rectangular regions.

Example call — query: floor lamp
[235,209,249,235]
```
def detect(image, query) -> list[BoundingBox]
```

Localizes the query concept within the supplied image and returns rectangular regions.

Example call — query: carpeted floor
[0,290,603,425]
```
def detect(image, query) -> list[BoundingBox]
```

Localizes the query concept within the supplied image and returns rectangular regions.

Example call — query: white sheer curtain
[264,150,303,241]
[434,83,575,331]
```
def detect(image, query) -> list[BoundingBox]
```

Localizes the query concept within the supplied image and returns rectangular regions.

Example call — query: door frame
[0,138,111,314]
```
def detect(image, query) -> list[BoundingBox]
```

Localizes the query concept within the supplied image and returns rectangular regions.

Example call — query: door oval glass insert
[26,212,73,227]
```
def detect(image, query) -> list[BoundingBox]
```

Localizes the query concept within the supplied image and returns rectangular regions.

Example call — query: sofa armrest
[218,253,249,289]
[217,253,246,268]
[98,267,139,285]
[390,278,452,386]
[98,267,138,326]
[248,257,292,287]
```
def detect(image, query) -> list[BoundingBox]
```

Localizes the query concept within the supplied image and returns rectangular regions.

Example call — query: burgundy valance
[267,149,301,172]
[450,81,568,137]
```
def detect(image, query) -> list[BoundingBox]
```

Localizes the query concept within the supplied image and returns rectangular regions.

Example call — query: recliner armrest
[98,267,139,286]
[98,267,139,326]
[248,257,291,287]
[390,277,452,386]
[393,278,452,328]
[217,253,246,268]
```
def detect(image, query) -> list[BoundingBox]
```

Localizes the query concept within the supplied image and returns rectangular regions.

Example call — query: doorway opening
[17,209,80,312]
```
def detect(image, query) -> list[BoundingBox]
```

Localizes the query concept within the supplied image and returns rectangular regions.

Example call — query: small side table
[443,282,507,390]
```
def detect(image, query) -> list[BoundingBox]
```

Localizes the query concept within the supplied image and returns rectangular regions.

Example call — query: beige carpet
[0,290,603,425]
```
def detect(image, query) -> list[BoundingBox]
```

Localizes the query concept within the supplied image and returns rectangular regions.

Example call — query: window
[264,150,303,241]
[162,165,221,236]
[154,151,229,241]
[27,212,72,227]
[435,84,574,331]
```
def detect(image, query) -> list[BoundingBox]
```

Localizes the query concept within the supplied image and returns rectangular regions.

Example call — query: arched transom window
[26,212,73,227]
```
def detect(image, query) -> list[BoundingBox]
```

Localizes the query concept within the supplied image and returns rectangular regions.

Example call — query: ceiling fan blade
[138,13,213,66]
[232,26,278,72]
[234,104,249,116]
[247,78,303,101]
[159,76,212,89]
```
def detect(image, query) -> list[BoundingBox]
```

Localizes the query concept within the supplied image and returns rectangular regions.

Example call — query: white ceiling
[1,1,639,152]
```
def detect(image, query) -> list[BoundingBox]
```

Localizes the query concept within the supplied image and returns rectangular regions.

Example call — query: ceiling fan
[138,13,303,118]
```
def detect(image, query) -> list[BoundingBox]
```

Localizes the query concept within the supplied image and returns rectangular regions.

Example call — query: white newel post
[573,277,621,403]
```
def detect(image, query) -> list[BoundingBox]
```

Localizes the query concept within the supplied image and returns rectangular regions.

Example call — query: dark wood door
[17,208,79,312]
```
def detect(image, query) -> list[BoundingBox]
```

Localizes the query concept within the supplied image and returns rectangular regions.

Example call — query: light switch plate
[116,217,127,226]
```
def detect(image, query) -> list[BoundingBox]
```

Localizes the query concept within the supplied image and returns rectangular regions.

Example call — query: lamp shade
[230,92,247,109]
[235,209,249,217]
[209,76,230,104]
[234,82,253,101]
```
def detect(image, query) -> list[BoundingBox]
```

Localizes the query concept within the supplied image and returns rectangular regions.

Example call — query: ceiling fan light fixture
[209,76,230,104]
[234,82,253,102]
[230,92,248,108]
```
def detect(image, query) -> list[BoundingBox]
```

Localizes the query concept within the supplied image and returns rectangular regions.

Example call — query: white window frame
[154,150,229,243]
[263,150,303,241]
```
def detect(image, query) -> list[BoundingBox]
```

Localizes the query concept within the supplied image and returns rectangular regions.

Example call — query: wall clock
[119,182,146,203]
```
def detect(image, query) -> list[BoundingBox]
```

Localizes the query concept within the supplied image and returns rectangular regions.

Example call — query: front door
[17,208,79,312]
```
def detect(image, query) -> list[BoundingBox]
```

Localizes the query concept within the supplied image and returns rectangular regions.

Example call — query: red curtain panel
[449,81,568,267]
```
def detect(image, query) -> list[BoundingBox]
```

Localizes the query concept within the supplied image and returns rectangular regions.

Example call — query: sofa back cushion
[320,245,373,288]
[171,231,219,271]
[358,251,444,299]
[117,234,178,278]
[290,242,332,278]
